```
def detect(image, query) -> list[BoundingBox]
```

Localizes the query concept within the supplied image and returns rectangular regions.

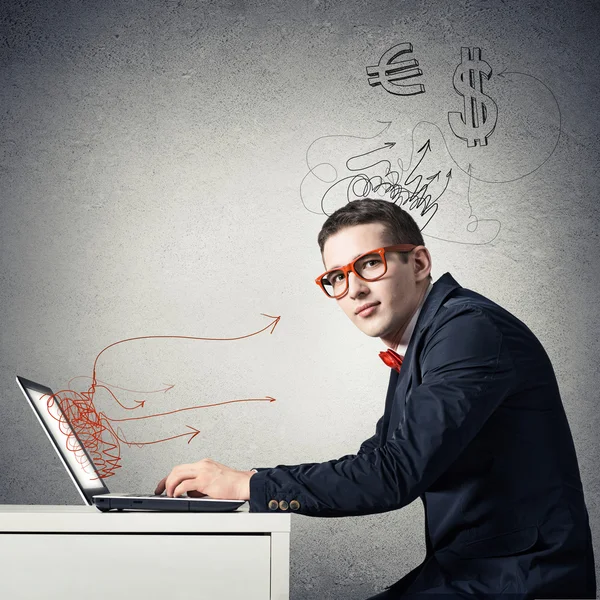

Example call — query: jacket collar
[413,272,462,337]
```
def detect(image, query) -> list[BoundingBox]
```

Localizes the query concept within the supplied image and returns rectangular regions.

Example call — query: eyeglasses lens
[322,253,386,297]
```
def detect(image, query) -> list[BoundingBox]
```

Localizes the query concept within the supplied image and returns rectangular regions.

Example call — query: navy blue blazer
[249,272,595,598]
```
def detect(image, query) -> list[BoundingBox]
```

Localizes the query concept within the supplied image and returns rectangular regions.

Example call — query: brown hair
[318,200,429,278]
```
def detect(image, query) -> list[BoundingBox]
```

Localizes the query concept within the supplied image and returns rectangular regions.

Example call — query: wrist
[241,470,256,501]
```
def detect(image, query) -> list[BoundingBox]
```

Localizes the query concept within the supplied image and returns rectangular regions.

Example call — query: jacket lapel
[381,272,462,441]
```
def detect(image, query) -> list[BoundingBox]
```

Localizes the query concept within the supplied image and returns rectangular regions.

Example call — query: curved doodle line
[314,134,438,219]
[423,163,501,245]
[345,141,396,175]
[301,121,437,217]
[305,121,392,174]
[389,122,501,244]
[432,169,452,204]
[300,121,392,215]
[423,228,501,245]
[315,168,439,227]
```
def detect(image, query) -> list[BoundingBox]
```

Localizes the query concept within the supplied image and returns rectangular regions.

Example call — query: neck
[383,280,429,350]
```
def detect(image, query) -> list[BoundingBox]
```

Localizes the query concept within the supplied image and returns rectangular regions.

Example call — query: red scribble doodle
[41,314,281,480]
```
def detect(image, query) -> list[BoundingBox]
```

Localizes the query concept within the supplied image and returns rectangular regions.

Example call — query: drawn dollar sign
[448,47,498,147]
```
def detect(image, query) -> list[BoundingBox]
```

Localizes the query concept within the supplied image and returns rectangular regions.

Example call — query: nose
[347,271,369,299]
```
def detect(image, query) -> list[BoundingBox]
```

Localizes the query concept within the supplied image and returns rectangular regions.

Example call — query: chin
[360,328,380,338]
[357,322,385,338]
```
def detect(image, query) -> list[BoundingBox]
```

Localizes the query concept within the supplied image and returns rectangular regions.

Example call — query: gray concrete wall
[1,0,598,598]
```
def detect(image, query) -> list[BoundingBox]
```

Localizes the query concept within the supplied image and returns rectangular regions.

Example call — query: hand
[154,458,254,501]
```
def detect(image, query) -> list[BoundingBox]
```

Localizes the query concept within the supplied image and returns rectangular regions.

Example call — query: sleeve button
[268,500,279,510]
[289,500,300,510]
[278,500,289,510]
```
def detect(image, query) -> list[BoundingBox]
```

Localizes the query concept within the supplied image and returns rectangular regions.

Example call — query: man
[156,199,595,598]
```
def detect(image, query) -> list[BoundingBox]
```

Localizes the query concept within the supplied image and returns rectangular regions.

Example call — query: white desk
[0,504,291,600]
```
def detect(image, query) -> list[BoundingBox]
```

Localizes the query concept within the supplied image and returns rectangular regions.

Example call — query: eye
[357,254,382,269]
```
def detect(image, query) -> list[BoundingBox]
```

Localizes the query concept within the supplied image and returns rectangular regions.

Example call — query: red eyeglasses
[315,244,417,298]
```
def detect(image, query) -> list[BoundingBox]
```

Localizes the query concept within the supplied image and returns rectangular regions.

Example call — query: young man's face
[321,222,431,349]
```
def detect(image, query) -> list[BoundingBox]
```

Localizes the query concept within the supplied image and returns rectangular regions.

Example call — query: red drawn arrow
[89,313,281,384]
[68,376,175,394]
[112,425,201,447]
[105,396,276,422]
[53,384,147,411]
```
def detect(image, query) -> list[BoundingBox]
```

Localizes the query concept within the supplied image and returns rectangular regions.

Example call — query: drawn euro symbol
[366,42,425,96]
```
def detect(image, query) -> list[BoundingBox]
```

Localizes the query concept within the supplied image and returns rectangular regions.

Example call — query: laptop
[16,375,246,513]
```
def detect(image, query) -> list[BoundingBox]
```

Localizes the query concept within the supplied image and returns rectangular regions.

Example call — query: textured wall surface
[1,0,599,598]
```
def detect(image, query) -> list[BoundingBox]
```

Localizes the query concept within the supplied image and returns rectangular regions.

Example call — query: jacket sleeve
[249,305,515,516]
[327,414,386,462]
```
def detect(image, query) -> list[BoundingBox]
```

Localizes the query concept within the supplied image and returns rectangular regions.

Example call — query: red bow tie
[379,348,404,373]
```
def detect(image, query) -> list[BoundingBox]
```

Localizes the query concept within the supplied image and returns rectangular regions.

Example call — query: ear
[413,246,432,281]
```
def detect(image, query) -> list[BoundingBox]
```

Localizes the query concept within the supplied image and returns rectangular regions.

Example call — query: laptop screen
[16,376,110,505]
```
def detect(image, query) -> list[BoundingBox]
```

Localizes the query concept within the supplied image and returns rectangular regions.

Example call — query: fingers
[165,464,207,497]
[155,468,192,496]
[173,478,201,498]
[186,490,208,498]
[154,476,167,495]
[155,459,214,497]
[155,472,204,497]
